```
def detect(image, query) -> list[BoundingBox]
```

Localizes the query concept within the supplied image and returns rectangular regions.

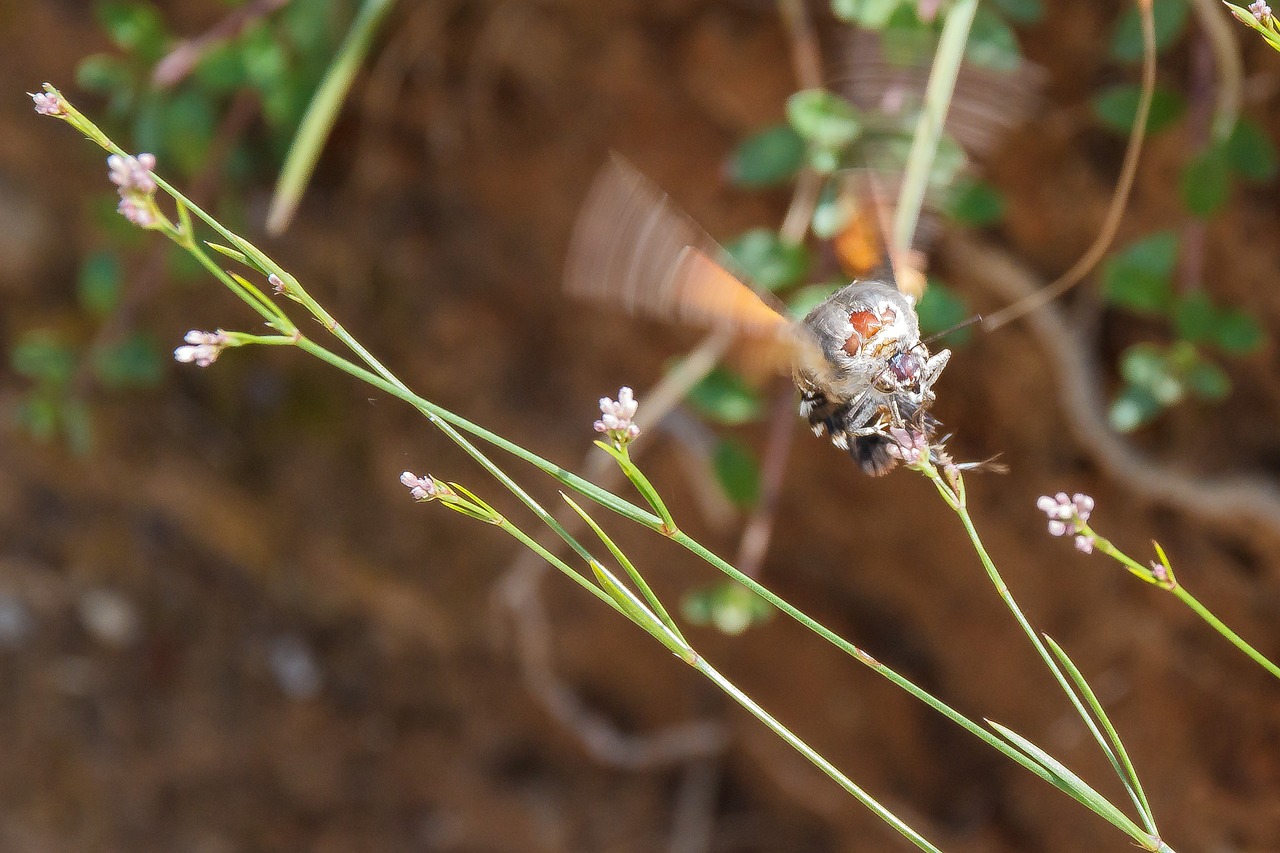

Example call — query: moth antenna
[919,313,983,347]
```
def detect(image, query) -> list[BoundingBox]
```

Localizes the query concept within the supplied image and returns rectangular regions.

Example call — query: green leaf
[193,42,250,94]
[686,368,764,425]
[1224,118,1279,183]
[92,334,164,389]
[681,582,772,636]
[990,0,1044,24]
[75,53,134,95]
[589,560,690,658]
[723,229,810,291]
[62,397,95,456]
[1172,292,1218,343]
[945,177,1006,226]
[77,252,123,317]
[1180,146,1231,217]
[1119,342,1189,406]
[832,0,905,29]
[988,721,1149,839]
[96,0,168,61]
[1184,359,1231,401]
[880,3,938,64]
[1213,310,1265,353]
[811,183,852,239]
[713,438,760,508]
[1108,0,1189,63]
[786,89,863,150]
[1110,384,1163,432]
[166,243,208,283]
[786,283,843,318]
[12,331,77,386]
[728,125,805,188]
[1118,342,1166,387]
[159,89,218,176]
[966,7,1022,71]
[916,280,972,343]
[1092,84,1185,135]
[1101,231,1178,313]
[1174,292,1265,353]
[16,395,60,443]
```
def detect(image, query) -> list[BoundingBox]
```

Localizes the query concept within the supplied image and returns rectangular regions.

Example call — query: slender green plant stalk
[891,0,977,256]
[1086,531,1280,680]
[928,467,1159,837]
[266,0,398,234]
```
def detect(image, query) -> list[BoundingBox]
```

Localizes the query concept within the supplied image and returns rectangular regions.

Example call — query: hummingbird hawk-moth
[565,155,950,477]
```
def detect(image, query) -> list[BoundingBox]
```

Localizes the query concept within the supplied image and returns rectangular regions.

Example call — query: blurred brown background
[2,0,1280,850]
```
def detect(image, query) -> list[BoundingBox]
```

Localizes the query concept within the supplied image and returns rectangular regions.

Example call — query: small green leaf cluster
[1091,1,1278,217]
[832,0,1037,71]
[1088,2,1277,431]
[1102,233,1265,432]
[11,250,164,453]
[76,0,343,178]
[15,1,346,451]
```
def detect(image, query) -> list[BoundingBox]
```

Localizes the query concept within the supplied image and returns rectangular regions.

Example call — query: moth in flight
[566,155,950,476]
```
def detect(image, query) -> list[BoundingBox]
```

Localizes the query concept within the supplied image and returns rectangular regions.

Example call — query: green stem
[266,0,398,234]
[497,518,621,614]
[892,0,978,256]
[693,657,942,853]
[1172,586,1280,680]
[290,339,1153,842]
[940,473,1158,836]
[562,494,686,644]
[1093,535,1280,680]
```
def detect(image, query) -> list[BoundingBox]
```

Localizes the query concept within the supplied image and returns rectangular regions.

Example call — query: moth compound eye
[889,351,922,383]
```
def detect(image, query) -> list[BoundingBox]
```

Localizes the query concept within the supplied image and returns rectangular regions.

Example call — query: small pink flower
[400,471,442,502]
[1249,0,1272,22]
[173,330,228,368]
[31,90,65,116]
[885,427,929,465]
[117,196,156,228]
[400,471,436,500]
[1037,492,1095,551]
[107,153,157,194]
[594,386,641,444]
[106,153,161,229]
[268,274,286,295]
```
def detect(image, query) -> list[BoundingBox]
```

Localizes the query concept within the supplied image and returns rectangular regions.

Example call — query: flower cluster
[107,152,161,228]
[1250,0,1272,23]
[594,386,640,446]
[30,89,66,117]
[885,427,929,466]
[173,330,229,368]
[1036,492,1096,554]
[400,471,444,502]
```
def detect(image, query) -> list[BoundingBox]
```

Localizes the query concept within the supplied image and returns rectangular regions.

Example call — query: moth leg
[921,348,951,386]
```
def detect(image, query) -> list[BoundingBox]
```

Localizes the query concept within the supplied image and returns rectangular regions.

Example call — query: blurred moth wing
[565,154,826,376]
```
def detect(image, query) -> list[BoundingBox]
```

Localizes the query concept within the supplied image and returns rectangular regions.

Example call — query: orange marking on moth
[843,307,896,355]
